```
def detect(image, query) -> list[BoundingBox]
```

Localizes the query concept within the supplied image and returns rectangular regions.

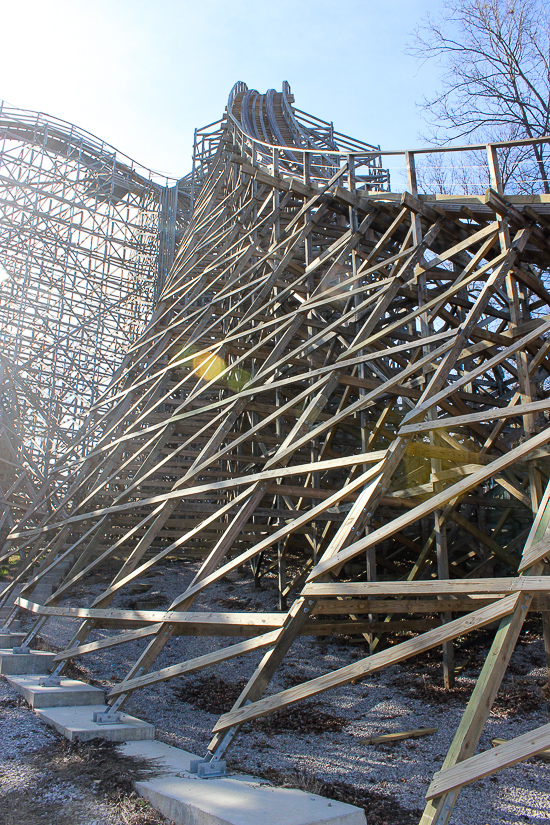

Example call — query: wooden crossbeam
[426,723,550,798]
[212,594,521,733]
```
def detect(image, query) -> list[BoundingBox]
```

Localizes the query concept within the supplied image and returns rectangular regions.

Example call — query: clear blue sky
[1,0,442,179]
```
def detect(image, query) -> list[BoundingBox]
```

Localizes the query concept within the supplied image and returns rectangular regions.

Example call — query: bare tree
[409,0,550,194]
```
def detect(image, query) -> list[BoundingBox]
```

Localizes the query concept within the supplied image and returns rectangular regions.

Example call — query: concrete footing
[121,740,366,825]
[36,704,155,741]
[0,648,55,675]
[6,674,105,708]
[0,668,366,825]
[0,632,27,648]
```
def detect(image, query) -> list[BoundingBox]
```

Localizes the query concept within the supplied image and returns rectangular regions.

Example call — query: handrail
[0,101,178,188]
[225,97,550,159]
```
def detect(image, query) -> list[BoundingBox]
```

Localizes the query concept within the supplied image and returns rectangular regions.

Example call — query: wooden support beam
[426,723,550,798]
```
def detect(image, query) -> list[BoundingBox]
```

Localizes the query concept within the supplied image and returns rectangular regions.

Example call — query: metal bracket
[189,758,227,778]
[38,676,61,686]
[92,710,122,725]
[12,646,30,654]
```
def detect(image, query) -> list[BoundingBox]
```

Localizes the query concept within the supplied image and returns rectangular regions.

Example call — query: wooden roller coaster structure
[3,81,550,823]
[0,102,191,544]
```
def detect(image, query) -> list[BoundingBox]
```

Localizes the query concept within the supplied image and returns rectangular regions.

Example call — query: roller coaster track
[0,102,190,535]
[4,82,550,823]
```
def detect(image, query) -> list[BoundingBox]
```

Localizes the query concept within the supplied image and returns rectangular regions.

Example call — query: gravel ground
[6,559,550,825]
[0,678,175,825]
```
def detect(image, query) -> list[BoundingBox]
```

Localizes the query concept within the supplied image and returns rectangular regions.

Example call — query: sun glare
[193,351,225,382]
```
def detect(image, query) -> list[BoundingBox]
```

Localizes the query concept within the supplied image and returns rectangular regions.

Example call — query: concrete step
[36,704,155,742]
[0,569,71,621]
[0,584,23,622]
[6,674,105,708]
[31,586,53,603]
[0,632,26,648]
[120,740,366,825]
[26,556,75,605]
[0,648,55,675]
[32,573,61,602]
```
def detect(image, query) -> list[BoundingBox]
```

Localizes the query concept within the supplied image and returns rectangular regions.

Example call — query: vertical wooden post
[542,612,550,683]
[487,142,541,511]
[487,143,503,195]
[275,389,287,610]
[365,529,377,655]
[490,136,550,674]
[303,150,311,188]
[347,155,358,231]
[348,155,358,281]
[277,541,287,611]
[407,149,454,687]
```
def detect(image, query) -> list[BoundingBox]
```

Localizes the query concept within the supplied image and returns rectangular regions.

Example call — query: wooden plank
[212,594,521,732]
[360,728,437,745]
[107,630,282,697]
[518,534,550,572]
[491,737,550,763]
[313,597,501,614]
[17,598,287,628]
[52,625,161,660]
[303,577,550,597]
[426,723,550,798]
[399,397,550,436]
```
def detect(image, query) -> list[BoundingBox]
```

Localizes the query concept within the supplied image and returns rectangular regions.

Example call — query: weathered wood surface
[211,595,521,731]
[427,723,550,798]
[491,737,550,763]
[360,728,437,746]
